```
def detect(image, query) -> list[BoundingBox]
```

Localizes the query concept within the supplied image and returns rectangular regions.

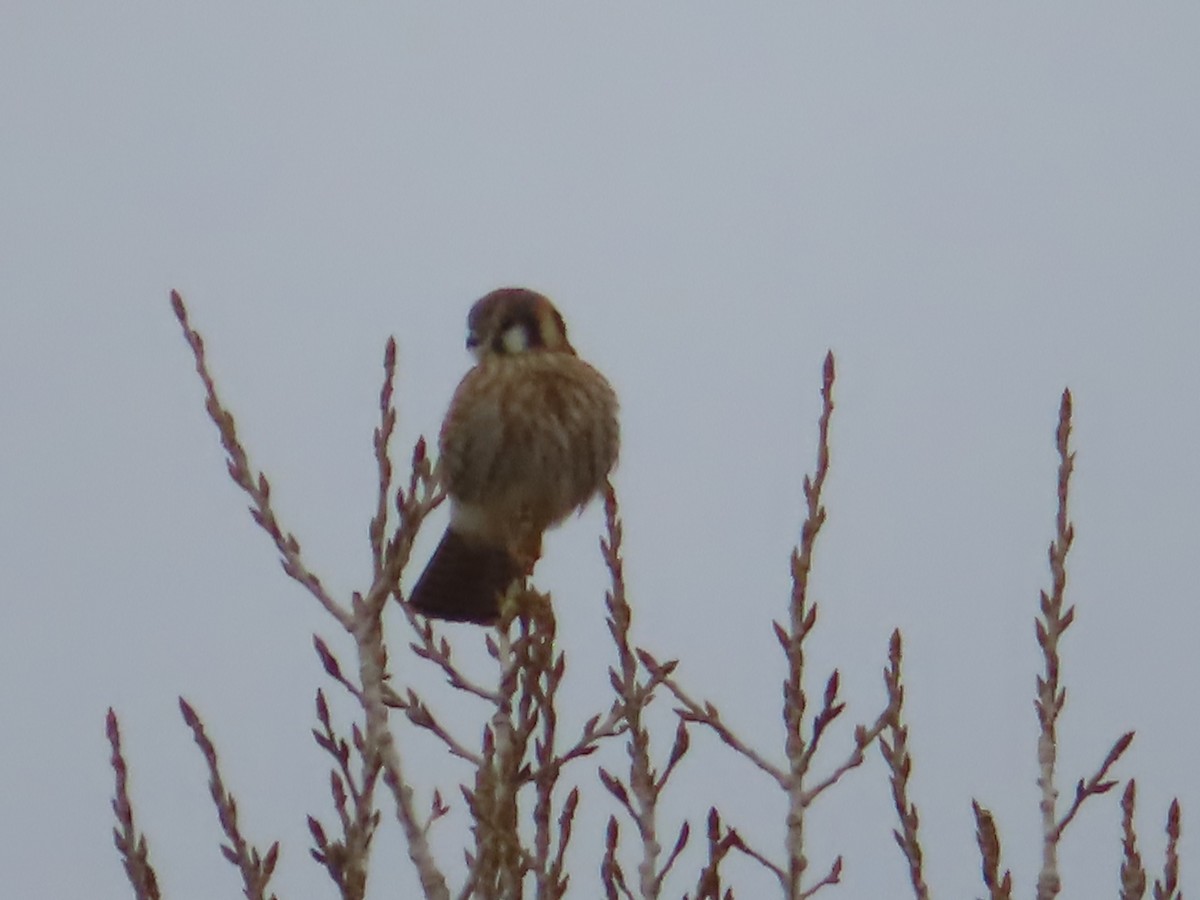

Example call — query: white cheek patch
[501,324,529,354]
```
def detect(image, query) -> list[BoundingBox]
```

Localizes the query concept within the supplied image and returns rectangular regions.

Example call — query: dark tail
[408,528,522,624]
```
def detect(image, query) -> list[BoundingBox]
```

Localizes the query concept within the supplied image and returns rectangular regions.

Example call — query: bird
[408,287,620,624]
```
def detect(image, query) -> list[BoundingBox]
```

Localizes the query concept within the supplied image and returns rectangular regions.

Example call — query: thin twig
[878,631,930,900]
[1119,781,1148,900]
[402,606,503,704]
[393,687,485,766]
[170,292,449,897]
[781,351,836,897]
[1033,389,1135,899]
[687,809,743,900]
[179,698,281,900]
[972,800,1013,900]
[1053,730,1134,839]
[602,817,636,900]
[798,709,892,808]
[1152,800,1182,900]
[351,337,448,899]
[651,353,895,898]
[170,290,352,631]
[728,830,787,886]
[1033,390,1076,900]
[171,292,352,628]
[313,636,364,702]
[107,710,163,900]
[798,856,843,899]
[599,482,691,899]
[307,689,381,900]
[369,338,398,579]
[651,663,786,788]
[356,605,449,899]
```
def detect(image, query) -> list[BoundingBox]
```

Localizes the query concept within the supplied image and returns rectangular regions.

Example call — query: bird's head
[465,288,575,361]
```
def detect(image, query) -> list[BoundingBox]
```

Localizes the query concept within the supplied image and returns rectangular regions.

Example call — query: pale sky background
[2,4,1198,898]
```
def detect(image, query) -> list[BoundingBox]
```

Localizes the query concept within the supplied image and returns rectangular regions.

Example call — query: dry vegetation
[107,291,1183,899]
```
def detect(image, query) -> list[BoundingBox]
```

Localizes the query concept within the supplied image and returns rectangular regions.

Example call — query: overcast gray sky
[2,4,1198,898]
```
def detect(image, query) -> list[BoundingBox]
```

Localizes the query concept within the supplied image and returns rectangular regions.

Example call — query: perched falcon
[409,288,620,624]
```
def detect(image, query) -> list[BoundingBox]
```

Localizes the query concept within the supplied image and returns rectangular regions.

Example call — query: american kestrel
[409,288,620,624]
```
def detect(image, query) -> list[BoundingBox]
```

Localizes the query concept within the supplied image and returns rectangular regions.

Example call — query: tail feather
[408,528,522,624]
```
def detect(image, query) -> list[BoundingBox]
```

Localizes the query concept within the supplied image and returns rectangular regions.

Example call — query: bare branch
[798,707,892,808]
[602,817,636,900]
[313,635,363,702]
[972,800,1013,900]
[599,482,690,899]
[307,690,381,899]
[170,290,353,630]
[1120,781,1148,900]
[651,661,786,788]
[878,630,929,900]
[728,830,787,887]
[355,610,448,899]
[179,698,280,900]
[1054,730,1135,838]
[688,809,742,900]
[369,338,398,578]
[107,710,163,900]
[1033,390,1077,900]
[395,687,484,766]
[1152,799,1182,900]
[798,855,842,899]
[402,606,503,704]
